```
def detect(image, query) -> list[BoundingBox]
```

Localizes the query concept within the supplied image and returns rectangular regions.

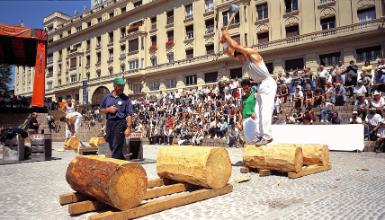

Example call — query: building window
[86,40,90,50]
[96,70,101,78]
[108,49,113,61]
[70,57,77,69]
[70,75,77,83]
[167,30,174,43]
[86,56,90,67]
[185,4,193,18]
[150,56,157,66]
[120,45,126,55]
[320,16,335,30]
[149,81,160,91]
[108,67,113,75]
[205,19,214,34]
[96,52,101,64]
[257,32,269,43]
[186,48,194,59]
[76,26,82,32]
[167,52,174,63]
[185,25,194,40]
[223,10,240,26]
[204,72,218,83]
[109,12,114,19]
[120,27,126,39]
[108,32,113,43]
[285,0,298,13]
[120,63,125,72]
[47,81,53,90]
[133,83,142,94]
[205,44,214,55]
[356,46,382,62]
[150,35,157,46]
[129,38,139,52]
[185,74,197,86]
[205,0,213,12]
[256,3,268,20]
[358,7,376,23]
[265,62,274,74]
[58,79,61,86]
[320,52,341,66]
[133,0,142,8]
[286,25,299,38]
[97,17,102,23]
[96,36,101,47]
[87,21,91,28]
[129,59,139,69]
[165,79,177,88]
[285,58,304,72]
[230,68,242,79]
[167,10,174,25]
[151,17,157,30]
[121,7,126,12]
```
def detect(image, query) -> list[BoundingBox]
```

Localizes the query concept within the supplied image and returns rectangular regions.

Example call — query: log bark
[157,146,232,189]
[265,144,329,166]
[243,145,303,173]
[66,156,147,210]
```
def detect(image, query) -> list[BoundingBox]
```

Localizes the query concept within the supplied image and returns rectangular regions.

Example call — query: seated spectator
[217,117,228,138]
[273,96,282,115]
[373,59,385,92]
[361,60,373,79]
[345,60,358,96]
[374,120,385,153]
[332,82,346,106]
[319,99,334,123]
[313,85,325,107]
[370,90,384,111]
[292,86,303,111]
[302,106,315,125]
[330,111,343,124]
[352,80,367,99]
[365,107,383,141]
[349,110,363,124]
[317,65,329,90]
[354,93,369,120]
[277,83,289,103]
[27,112,39,135]
[304,86,314,108]
[192,126,205,145]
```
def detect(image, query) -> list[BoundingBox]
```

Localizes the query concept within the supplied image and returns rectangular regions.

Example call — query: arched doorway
[92,86,110,106]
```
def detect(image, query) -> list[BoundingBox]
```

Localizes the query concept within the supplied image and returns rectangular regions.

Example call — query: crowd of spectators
[0,92,31,109]
[126,59,385,152]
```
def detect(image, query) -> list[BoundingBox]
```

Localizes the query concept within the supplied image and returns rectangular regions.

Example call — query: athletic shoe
[255,138,273,146]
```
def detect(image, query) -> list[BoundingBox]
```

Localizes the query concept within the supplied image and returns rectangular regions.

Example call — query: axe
[224,4,240,31]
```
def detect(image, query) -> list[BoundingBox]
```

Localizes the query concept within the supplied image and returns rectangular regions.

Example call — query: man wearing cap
[349,110,362,124]
[100,77,133,160]
[370,90,384,110]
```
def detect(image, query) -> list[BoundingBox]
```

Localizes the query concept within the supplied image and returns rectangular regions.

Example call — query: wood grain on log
[66,156,147,210]
[243,145,303,173]
[157,146,232,189]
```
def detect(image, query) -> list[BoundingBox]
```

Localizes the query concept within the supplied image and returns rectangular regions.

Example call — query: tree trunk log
[66,156,147,210]
[264,144,329,166]
[88,137,106,148]
[243,145,303,173]
[157,146,232,189]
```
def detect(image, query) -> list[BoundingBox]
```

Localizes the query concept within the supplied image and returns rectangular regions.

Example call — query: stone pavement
[1,144,385,220]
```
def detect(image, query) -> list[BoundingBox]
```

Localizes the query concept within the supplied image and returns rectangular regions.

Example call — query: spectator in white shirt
[370,90,385,110]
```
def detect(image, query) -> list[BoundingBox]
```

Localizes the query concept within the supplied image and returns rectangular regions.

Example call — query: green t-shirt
[242,90,256,119]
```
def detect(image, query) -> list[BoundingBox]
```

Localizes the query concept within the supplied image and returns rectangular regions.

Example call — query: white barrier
[271,124,365,151]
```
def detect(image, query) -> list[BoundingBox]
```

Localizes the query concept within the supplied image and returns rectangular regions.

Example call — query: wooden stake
[288,165,331,179]
[59,192,89,205]
[68,200,108,215]
[89,184,233,220]
[144,183,187,200]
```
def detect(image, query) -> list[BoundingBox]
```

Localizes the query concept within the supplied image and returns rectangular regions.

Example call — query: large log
[266,144,329,166]
[157,146,232,189]
[66,156,147,210]
[243,145,303,173]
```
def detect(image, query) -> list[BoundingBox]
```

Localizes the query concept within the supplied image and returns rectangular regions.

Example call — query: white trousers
[243,77,277,143]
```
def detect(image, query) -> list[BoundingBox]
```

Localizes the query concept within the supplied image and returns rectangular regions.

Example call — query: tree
[0,64,11,92]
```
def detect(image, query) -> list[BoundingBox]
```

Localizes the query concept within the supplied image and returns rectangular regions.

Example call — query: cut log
[89,137,106,148]
[66,156,147,210]
[157,146,232,189]
[243,145,303,173]
[64,136,79,151]
[266,144,329,166]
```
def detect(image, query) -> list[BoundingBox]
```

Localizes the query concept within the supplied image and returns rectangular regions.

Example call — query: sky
[0,0,90,90]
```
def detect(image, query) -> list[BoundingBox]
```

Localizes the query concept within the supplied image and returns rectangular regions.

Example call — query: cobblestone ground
[1,144,385,220]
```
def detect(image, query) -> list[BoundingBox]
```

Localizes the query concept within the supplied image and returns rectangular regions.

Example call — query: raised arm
[222,31,262,63]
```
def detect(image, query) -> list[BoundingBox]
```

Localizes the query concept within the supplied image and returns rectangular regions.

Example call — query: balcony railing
[253,18,385,51]
[205,26,214,35]
[166,16,174,26]
[320,0,335,5]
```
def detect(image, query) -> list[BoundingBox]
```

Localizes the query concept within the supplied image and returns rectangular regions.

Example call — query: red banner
[31,41,46,107]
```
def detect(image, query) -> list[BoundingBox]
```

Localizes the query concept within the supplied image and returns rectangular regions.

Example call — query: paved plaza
[1,144,385,220]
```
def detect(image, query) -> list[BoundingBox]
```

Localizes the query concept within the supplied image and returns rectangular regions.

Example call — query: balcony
[204,7,214,16]
[96,61,101,67]
[107,41,113,47]
[253,18,385,52]
[107,57,113,63]
[96,44,101,50]
[184,15,193,23]
[150,24,157,32]
[166,16,174,28]
[204,26,214,37]
[69,66,77,71]
[120,53,126,60]
[46,72,53,78]
[165,39,174,48]
[318,0,335,8]
[149,45,157,52]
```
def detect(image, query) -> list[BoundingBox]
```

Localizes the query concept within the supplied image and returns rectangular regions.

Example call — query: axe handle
[225,12,237,31]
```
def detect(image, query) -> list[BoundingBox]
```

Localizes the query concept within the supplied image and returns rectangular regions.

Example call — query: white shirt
[377,126,385,138]
[365,113,383,126]
[371,97,385,108]
[353,85,367,95]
